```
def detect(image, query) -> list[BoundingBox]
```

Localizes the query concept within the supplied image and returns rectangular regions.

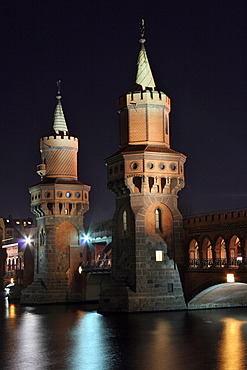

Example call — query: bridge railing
[80,259,112,271]
[188,257,247,269]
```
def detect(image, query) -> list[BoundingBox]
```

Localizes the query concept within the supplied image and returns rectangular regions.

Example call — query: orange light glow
[10,278,14,284]
[227,273,235,283]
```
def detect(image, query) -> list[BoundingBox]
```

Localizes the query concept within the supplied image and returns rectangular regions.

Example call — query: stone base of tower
[20,278,86,305]
[98,267,187,313]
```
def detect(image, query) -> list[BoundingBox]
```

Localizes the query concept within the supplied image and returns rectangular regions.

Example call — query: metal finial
[56,80,61,96]
[140,19,145,39]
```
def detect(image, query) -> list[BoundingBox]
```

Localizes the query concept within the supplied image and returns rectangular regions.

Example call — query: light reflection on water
[1,299,247,370]
[219,318,247,370]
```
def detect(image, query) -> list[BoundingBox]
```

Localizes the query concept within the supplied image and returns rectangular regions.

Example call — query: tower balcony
[37,164,46,177]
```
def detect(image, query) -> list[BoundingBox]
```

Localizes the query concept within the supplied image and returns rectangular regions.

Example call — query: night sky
[0,1,246,225]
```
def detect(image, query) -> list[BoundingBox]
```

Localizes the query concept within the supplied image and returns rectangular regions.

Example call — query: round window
[159,163,166,170]
[170,163,177,171]
[147,162,154,169]
[75,192,81,198]
[131,162,138,170]
[45,192,50,198]
[66,192,72,198]
[57,191,63,197]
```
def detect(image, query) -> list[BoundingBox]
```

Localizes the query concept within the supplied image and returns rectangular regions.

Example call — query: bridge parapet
[184,209,247,227]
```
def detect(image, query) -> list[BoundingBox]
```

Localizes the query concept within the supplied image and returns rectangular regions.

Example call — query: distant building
[1,217,35,289]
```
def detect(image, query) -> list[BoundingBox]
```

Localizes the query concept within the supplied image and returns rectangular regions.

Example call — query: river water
[1,298,247,370]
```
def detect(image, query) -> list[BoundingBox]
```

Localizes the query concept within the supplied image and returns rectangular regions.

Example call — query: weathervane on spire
[56,80,61,98]
[139,19,146,46]
[140,19,145,39]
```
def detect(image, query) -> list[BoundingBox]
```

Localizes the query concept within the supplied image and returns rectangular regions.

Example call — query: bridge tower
[99,22,187,312]
[21,82,90,304]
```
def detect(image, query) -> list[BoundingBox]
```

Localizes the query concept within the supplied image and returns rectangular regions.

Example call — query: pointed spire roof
[52,80,69,135]
[132,20,156,91]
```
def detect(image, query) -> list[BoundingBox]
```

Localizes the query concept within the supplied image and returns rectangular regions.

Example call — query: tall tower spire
[99,22,186,313]
[133,19,156,91]
[21,83,91,305]
[52,80,68,135]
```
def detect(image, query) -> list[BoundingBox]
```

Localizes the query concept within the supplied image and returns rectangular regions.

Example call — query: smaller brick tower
[99,21,187,312]
[21,82,90,304]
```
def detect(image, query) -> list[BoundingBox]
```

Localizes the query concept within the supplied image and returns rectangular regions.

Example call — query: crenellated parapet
[119,90,171,149]
[38,135,79,180]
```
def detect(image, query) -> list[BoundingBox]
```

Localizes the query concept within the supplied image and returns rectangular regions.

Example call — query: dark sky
[0,0,246,225]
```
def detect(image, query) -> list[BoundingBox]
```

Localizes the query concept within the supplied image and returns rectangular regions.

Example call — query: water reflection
[219,318,247,370]
[68,312,119,370]
[1,301,247,370]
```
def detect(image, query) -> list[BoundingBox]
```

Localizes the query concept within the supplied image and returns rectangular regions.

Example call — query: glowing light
[81,234,90,244]
[227,273,235,283]
[156,250,163,262]
[10,278,14,284]
[9,304,16,319]
[78,266,83,274]
[25,237,32,244]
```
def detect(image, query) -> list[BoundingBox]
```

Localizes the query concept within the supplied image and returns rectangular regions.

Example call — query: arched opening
[215,237,227,267]
[56,222,79,274]
[133,177,142,192]
[229,235,241,267]
[145,202,173,245]
[189,239,199,268]
[202,238,213,268]
[188,283,247,309]
[155,208,162,233]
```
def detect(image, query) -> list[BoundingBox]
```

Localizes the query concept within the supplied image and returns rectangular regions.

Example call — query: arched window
[202,238,213,268]
[229,235,241,267]
[39,227,46,246]
[122,210,127,234]
[155,209,162,232]
[189,239,199,268]
[215,237,227,267]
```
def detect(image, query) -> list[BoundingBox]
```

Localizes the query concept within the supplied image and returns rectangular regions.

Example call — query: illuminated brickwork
[183,209,247,302]
[99,33,186,312]
[21,91,90,304]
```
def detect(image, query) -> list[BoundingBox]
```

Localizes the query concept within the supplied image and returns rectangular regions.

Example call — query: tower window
[159,163,165,170]
[122,210,127,234]
[155,209,162,233]
[131,162,138,170]
[170,163,177,171]
[156,250,164,261]
[165,116,168,135]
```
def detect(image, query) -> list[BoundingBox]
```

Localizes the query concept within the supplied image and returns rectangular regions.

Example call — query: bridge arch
[188,282,247,310]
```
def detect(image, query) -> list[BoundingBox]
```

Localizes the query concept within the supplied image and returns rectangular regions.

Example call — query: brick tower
[21,82,90,304]
[99,22,187,312]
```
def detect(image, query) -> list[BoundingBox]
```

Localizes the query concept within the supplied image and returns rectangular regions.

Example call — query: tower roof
[52,81,69,135]
[132,20,156,91]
